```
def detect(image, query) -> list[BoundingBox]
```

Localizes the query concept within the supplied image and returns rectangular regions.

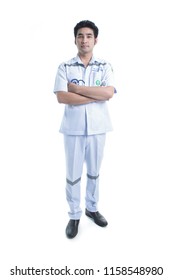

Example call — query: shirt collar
[74,55,99,65]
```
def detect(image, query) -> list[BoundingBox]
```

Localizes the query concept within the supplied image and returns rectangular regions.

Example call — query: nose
[82,35,87,43]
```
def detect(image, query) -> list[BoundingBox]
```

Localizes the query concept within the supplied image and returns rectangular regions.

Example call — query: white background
[0,0,173,279]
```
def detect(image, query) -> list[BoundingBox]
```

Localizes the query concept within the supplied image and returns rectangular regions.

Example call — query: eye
[77,35,83,39]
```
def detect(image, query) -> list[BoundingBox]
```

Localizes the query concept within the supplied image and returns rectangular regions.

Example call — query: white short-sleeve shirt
[54,55,116,135]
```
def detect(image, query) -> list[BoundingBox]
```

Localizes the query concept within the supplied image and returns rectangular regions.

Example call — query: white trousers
[64,134,106,219]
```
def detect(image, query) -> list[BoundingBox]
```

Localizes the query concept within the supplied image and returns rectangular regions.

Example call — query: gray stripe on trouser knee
[66,177,81,186]
[87,174,99,180]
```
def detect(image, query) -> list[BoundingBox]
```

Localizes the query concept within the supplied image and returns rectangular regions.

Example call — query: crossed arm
[56,83,114,105]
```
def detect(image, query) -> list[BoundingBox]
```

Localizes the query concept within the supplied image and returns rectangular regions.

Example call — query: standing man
[54,20,116,238]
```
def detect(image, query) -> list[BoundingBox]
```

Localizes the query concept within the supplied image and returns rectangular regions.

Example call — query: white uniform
[54,55,116,219]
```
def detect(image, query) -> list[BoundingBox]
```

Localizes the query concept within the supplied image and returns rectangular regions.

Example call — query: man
[54,20,116,238]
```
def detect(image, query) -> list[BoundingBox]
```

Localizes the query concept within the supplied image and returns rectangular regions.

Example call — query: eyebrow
[77,32,93,36]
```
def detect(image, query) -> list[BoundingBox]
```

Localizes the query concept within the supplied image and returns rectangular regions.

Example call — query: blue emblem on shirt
[71,79,85,85]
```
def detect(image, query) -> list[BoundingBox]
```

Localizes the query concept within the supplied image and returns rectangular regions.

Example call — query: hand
[68,82,79,93]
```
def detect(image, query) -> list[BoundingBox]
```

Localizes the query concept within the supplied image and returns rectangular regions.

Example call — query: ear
[74,38,76,45]
[94,38,98,45]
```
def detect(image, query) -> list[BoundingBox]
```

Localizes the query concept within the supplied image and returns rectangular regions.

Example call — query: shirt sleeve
[53,63,68,93]
[102,63,117,93]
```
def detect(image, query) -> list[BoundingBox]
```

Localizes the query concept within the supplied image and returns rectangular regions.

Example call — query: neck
[78,53,93,67]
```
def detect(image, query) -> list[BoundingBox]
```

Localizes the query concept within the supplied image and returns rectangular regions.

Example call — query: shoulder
[58,57,78,68]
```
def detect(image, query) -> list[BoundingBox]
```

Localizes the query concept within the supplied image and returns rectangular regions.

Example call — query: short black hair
[74,20,99,38]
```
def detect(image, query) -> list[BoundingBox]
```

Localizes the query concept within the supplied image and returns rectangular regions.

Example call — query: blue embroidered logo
[71,79,85,85]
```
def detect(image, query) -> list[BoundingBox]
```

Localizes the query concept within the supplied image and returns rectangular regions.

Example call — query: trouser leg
[85,134,106,212]
[64,135,85,219]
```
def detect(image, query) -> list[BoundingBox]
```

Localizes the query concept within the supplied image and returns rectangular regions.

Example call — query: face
[75,27,97,55]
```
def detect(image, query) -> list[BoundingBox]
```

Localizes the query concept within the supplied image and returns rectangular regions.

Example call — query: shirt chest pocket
[90,71,104,87]
[67,69,85,85]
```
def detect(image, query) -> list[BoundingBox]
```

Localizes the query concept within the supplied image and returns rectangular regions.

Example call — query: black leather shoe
[85,209,108,227]
[66,219,80,238]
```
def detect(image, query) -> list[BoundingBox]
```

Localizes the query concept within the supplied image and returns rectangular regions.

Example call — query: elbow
[107,87,114,99]
[109,92,114,99]
[57,96,63,104]
[56,92,64,104]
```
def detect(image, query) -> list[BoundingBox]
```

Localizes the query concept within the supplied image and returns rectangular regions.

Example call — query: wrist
[76,85,83,95]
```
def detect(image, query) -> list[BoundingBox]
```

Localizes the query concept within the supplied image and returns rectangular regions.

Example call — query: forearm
[78,86,114,100]
[56,91,97,105]
[68,83,114,101]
